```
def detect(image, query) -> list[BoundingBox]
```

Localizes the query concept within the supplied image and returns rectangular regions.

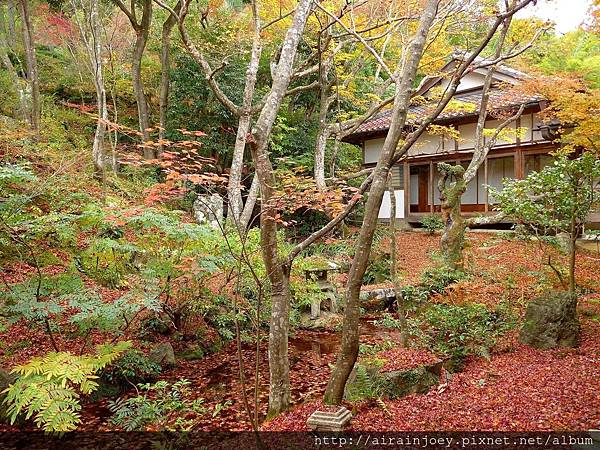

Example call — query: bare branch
[314,2,395,80]
[287,171,375,263]
[154,0,241,116]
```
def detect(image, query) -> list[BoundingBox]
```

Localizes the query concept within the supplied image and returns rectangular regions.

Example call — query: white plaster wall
[364,138,385,164]
[379,190,405,219]
[439,72,487,93]
[458,123,477,150]
[520,114,533,143]
[411,132,443,156]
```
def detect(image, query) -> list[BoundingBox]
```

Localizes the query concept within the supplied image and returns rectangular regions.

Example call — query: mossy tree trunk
[438,163,467,271]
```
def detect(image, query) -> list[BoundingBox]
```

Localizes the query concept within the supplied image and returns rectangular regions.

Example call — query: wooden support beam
[515,148,524,179]
[429,160,434,213]
[484,157,489,213]
[403,161,409,219]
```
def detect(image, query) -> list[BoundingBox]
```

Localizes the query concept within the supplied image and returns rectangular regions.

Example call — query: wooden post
[429,160,434,213]
[514,148,524,180]
[403,161,409,219]
[484,157,489,212]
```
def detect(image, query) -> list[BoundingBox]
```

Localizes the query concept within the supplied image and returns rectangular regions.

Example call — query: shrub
[108,380,231,431]
[344,361,390,401]
[397,285,429,308]
[3,342,130,432]
[420,266,469,294]
[363,254,391,284]
[374,313,405,330]
[415,303,516,366]
[101,350,162,388]
[421,214,444,234]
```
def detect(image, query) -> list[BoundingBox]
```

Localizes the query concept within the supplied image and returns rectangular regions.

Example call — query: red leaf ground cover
[2,231,599,432]
[265,294,600,432]
[378,347,440,372]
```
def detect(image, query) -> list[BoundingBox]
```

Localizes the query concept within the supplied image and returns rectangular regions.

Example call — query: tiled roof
[347,88,543,139]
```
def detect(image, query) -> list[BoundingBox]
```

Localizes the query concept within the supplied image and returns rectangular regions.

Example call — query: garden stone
[382,359,443,398]
[149,343,176,368]
[345,360,443,400]
[192,193,223,228]
[359,287,396,312]
[520,291,580,349]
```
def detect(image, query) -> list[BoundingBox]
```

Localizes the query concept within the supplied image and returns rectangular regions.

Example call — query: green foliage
[421,214,444,234]
[415,303,516,362]
[344,361,389,401]
[2,342,131,432]
[420,265,469,294]
[2,273,84,324]
[2,273,160,340]
[359,340,395,356]
[100,350,162,388]
[492,153,600,234]
[374,313,405,330]
[363,256,391,285]
[108,380,227,431]
[397,285,429,308]
[524,29,600,88]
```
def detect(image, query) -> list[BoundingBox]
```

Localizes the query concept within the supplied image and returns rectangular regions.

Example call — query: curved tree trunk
[314,124,329,191]
[246,0,313,416]
[438,165,467,270]
[227,11,262,227]
[239,174,259,230]
[324,0,440,405]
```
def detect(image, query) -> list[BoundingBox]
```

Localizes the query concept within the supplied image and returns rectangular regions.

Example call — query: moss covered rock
[519,291,580,349]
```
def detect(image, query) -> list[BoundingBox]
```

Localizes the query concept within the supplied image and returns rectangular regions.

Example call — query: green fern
[2,342,131,432]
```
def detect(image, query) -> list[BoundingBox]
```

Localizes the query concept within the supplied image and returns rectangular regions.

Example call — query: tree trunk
[17,0,40,138]
[324,0,440,405]
[133,28,151,155]
[439,170,467,271]
[569,214,577,296]
[6,0,16,48]
[90,0,107,181]
[158,3,180,156]
[247,0,313,416]
[439,16,513,268]
[229,113,253,222]
[0,8,26,120]
[227,8,262,227]
[314,78,333,192]
[239,175,259,230]
[314,117,330,191]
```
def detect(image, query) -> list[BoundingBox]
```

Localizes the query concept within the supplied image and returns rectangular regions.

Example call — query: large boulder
[149,343,176,368]
[519,291,580,349]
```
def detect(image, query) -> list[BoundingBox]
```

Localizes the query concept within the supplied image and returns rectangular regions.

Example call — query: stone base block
[307,406,352,431]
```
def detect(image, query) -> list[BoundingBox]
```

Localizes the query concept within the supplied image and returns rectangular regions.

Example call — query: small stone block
[307,406,352,431]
